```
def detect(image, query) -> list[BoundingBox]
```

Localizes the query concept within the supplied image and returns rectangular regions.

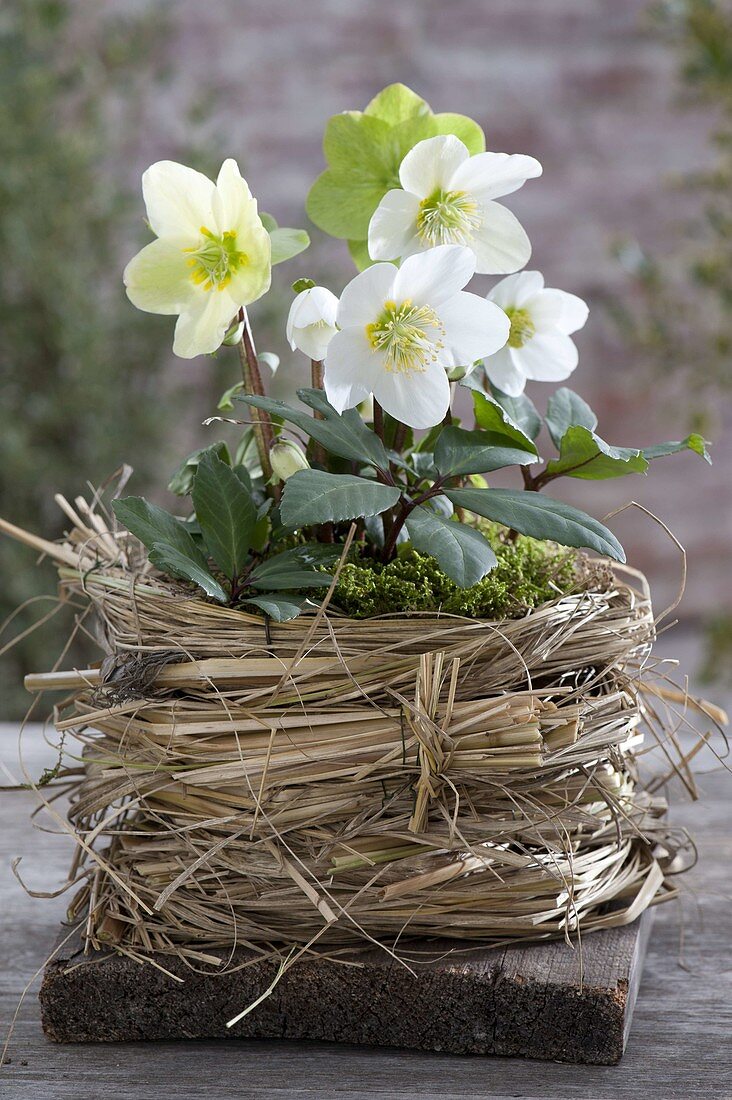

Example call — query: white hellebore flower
[124,159,271,359]
[482,271,589,397]
[286,286,339,360]
[324,244,510,429]
[368,135,542,274]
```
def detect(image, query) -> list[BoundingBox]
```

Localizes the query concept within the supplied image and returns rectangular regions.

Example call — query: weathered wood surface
[2,714,731,1099]
[38,916,651,1062]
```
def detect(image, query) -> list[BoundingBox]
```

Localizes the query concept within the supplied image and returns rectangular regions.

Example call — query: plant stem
[381,498,411,562]
[308,358,328,470]
[373,399,385,443]
[310,359,324,402]
[237,309,273,486]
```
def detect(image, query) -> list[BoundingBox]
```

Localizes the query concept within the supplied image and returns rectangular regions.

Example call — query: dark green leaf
[467,385,540,451]
[243,592,304,621]
[643,434,712,464]
[545,388,597,448]
[544,426,648,480]
[445,487,625,562]
[405,507,497,587]
[280,470,401,528]
[192,449,257,579]
[167,442,231,496]
[488,385,543,442]
[112,497,209,567]
[248,568,332,591]
[247,545,333,590]
[434,426,537,477]
[239,391,389,469]
[148,542,228,604]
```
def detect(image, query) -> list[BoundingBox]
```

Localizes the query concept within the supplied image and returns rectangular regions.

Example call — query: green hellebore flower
[306,83,485,270]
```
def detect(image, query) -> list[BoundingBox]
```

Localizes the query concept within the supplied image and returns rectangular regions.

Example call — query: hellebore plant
[117,83,711,621]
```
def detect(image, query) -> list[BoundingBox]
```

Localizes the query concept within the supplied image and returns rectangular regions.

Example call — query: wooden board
[39,914,652,1064]
[3,715,732,1098]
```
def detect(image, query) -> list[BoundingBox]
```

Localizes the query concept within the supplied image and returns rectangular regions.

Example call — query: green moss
[332,524,612,620]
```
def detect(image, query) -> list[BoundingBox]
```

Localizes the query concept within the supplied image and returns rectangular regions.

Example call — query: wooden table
[2,675,730,1099]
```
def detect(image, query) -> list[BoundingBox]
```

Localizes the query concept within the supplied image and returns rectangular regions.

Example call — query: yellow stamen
[505,306,535,349]
[416,189,481,247]
[366,299,444,374]
[185,227,248,292]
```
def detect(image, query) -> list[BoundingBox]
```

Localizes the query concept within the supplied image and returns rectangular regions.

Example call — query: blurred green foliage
[0,1,186,717]
[611,0,732,432]
[612,0,732,685]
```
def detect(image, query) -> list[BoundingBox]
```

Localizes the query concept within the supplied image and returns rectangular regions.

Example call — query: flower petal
[172,290,239,359]
[213,159,254,233]
[524,289,565,332]
[487,271,544,309]
[337,263,397,329]
[449,152,542,202]
[470,202,532,274]
[539,289,589,335]
[483,347,528,396]
[323,328,380,411]
[399,135,470,198]
[393,244,475,307]
[142,161,216,243]
[124,239,195,315]
[228,247,272,308]
[368,189,422,261]
[293,324,339,362]
[292,286,339,328]
[371,357,451,429]
[512,331,578,381]
[439,291,510,364]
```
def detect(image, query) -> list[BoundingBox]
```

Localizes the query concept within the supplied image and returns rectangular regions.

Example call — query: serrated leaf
[148,542,228,604]
[445,487,625,562]
[280,470,401,528]
[112,497,209,567]
[434,426,537,477]
[468,381,540,447]
[405,507,497,587]
[192,450,257,579]
[167,441,232,496]
[247,545,333,590]
[248,567,332,591]
[643,434,712,464]
[269,227,310,265]
[544,426,648,480]
[545,388,598,448]
[239,391,389,469]
[243,592,304,621]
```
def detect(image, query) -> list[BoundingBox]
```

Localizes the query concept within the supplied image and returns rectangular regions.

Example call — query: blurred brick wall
[127,0,730,620]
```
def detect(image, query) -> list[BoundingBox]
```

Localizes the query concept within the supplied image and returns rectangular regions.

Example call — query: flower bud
[222,319,245,346]
[269,440,310,482]
[286,286,339,361]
